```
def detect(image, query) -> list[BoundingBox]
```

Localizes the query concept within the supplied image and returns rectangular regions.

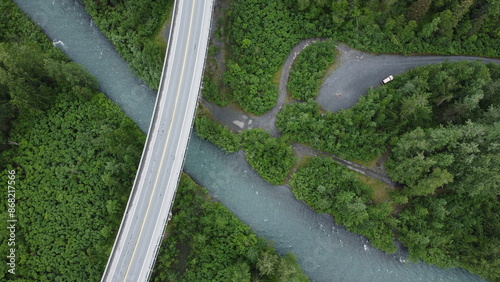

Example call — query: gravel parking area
[318,43,500,113]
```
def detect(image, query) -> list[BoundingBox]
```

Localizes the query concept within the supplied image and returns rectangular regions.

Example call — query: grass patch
[324,48,340,77]
[358,174,393,203]
[272,64,283,86]
[152,5,173,50]
[293,155,313,171]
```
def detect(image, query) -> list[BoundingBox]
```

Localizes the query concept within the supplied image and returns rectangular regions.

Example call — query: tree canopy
[151,175,309,282]
[279,61,499,280]
[288,39,337,100]
[82,0,173,88]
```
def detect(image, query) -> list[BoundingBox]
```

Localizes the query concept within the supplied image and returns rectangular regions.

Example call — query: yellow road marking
[123,1,196,280]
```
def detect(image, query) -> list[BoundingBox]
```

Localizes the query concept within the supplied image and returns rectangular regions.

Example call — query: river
[12,0,483,281]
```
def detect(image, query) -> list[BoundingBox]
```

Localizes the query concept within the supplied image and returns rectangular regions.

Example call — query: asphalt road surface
[101,0,213,281]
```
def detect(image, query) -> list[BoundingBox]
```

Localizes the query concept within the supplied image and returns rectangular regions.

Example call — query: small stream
[13,0,483,281]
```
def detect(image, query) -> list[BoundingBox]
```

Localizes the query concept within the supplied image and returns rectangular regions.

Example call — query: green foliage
[195,113,295,185]
[241,129,295,185]
[224,0,314,114]
[0,92,145,280]
[390,121,500,280]
[406,0,432,22]
[151,175,309,282]
[397,193,499,281]
[0,1,66,55]
[0,0,70,153]
[202,75,229,107]
[277,98,391,161]
[387,121,500,197]
[82,0,173,89]
[278,61,498,161]
[383,63,499,279]
[202,44,230,107]
[288,39,337,100]
[290,157,397,253]
[194,115,241,153]
[286,0,499,57]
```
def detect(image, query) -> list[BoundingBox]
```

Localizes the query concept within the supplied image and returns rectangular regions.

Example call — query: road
[101,0,213,281]
[318,43,500,112]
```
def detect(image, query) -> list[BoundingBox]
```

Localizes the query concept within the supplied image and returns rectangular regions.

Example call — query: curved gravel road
[202,38,324,136]
[318,43,500,112]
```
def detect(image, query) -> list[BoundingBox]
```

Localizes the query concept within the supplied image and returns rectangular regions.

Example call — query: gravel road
[318,43,500,112]
[202,38,325,137]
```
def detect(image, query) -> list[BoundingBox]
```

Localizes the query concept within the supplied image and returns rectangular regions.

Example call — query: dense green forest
[151,174,308,281]
[195,114,295,185]
[223,0,312,114]
[82,0,173,88]
[280,61,500,280]
[287,39,337,100]
[0,2,146,279]
[290,157,397,253]
[221,0,498,115]
[278,61,500,161]
[79,0,499,116]
[389,122,499,278]
[285,0,499,56]
[194,115,241,153]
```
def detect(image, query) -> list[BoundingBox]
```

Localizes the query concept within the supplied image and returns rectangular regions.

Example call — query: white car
[381,75,394,85]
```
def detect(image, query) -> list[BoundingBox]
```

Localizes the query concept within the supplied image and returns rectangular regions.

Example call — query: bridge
[101,0,214,281]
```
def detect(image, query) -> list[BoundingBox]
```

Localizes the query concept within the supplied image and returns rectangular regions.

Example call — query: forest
[199,60,499,280]
[241,129,295,185]
[195,114,295,185]
[281,61,499,280]
[0,0,71,159]
[151,174,308,281]
[287,39,337,101]
[194,114,241,153]
[82,0,173,88]
[0,2,146,280]
[220,0,499,115]
[290,157,397,253]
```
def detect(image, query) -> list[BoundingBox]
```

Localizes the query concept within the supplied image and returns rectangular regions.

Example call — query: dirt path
[203,38,400,185]
[293,144,400,187]
[202,40,499,186]
[202,38,325,137]
[267,37,326,135]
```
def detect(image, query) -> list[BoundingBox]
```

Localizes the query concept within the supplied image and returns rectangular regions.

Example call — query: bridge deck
[101,0,214,281]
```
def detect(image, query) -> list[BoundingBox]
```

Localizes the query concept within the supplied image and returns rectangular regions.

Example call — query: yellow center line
[123,1,196,280]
